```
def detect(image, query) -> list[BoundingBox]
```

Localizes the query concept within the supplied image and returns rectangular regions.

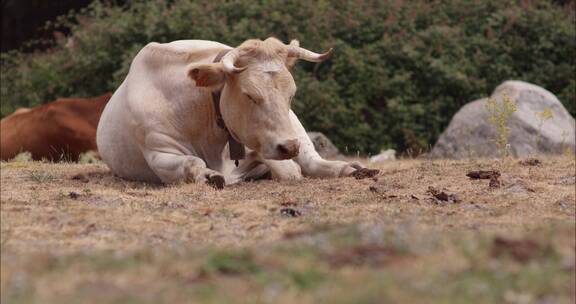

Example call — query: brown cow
[1,93,112,161]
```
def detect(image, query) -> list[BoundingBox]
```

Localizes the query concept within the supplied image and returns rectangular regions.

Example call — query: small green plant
[563,147,575,158]
[29,171,56,182]
[535,107,554,149]
[79,150,100,164]
[11,151,33,162]
[485,94,517,157]
[558,130,575,158]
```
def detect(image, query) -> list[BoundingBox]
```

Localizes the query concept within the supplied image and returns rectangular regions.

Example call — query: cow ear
[285,39,299,70]
[187,63,226,90]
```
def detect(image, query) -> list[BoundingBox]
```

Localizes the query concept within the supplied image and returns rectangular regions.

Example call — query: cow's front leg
[143,149,225,188]
[232,150,302,181]
[140,133,225,187]
[299,157,363,178]
[288,111,365,178]
[182,157,226,189]
[260,159,302,181]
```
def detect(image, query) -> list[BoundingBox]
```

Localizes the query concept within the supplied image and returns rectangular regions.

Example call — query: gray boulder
[307,132,341,158]
[431,80,576,159]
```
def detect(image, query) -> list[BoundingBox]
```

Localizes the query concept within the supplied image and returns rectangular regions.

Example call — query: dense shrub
[1,0,574,154]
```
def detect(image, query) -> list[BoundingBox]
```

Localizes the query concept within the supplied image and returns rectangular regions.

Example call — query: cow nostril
[277,139,300,158]
[277,144,290,155]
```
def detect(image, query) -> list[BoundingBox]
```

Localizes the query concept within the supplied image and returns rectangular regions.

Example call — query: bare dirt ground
[1,156,575,303]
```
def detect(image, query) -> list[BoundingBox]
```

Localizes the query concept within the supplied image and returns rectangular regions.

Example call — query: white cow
[96,37,367,188]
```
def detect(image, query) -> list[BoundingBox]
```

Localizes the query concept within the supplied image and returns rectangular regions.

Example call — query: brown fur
[0,93,112,161]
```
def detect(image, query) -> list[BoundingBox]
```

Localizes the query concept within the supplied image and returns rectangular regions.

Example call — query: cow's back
[0,93,111,161]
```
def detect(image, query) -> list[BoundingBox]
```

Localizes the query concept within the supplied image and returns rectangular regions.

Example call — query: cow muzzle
[275,139,300,160]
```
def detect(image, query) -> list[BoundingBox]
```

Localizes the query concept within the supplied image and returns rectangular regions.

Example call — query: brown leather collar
[212,49,245,166]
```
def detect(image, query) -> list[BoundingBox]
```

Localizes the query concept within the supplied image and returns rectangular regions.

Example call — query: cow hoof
[206,174,225,190]
[351,167,380,180]
[350,161,363,170]
[339,162,365,177]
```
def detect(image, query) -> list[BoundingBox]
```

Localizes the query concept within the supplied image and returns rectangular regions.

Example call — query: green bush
[1,0,574,154]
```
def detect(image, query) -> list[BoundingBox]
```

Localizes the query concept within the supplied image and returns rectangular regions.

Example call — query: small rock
[71,173,89,183]
[307,132,341,158]
[506,181,535,193]
[68,192,80,199]
[466,170,501,179]
[369,149,396,163]
[352,168,380,180]
[489,176,501,189]
[427,187,460,203]
[556,198,574,210]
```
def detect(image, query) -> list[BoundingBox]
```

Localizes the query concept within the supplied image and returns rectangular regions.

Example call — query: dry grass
[1,156,574,303]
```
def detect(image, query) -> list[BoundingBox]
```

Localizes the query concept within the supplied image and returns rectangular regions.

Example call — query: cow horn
[287,44,333,62]
[221,48,247,73]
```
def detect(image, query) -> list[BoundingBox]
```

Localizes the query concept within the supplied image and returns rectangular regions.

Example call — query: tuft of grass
[29,170,56,182]
[560,131,575,157]
[563,147,575,158]
[485,94,517,158]
[78,150,100,164]
[11,151,33,162]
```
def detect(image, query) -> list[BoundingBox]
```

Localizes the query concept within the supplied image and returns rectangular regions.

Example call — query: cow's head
[187,38,332,160]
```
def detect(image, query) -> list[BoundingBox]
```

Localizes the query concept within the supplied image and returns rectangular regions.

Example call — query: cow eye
[245,94,258,104]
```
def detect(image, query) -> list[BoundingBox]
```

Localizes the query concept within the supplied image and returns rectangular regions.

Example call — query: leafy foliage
[1,0,574,154]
